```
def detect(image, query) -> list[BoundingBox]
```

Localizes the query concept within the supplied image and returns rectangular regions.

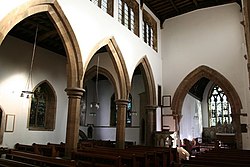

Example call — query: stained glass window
[29,81,56,130]
[29,86,47,128]
[208,85,231,127]
[110,93,132,127]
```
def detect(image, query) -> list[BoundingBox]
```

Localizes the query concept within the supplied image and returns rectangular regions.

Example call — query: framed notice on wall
[5,114,15,132]
[162,95,171,107]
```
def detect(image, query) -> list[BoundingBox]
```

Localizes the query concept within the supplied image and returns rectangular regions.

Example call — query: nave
[0,138,249,167]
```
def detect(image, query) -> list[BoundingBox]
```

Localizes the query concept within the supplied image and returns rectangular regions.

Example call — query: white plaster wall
[56,0,162,85]
[161,3,250,149]
[95,80,113,126]
[0,36,67,148]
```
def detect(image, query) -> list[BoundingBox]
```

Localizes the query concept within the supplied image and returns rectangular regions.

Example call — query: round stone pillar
[64,87,84,157]
[115,99,129,149]
[145,105,157,146]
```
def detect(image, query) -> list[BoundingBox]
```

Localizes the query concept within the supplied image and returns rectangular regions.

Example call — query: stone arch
[84,36,130,148]
[132,56,157,146]
[84,65,118,98]
[134,56,157,106]
[0,0,84,156]
[172,65,243,148]
[0,0,83,88]
[84,36,130,100]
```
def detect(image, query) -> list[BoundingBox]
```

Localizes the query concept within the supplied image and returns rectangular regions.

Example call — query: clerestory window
[208,85,232,127]
[142,9,157,51]
[90,0,114,16]
[118,0,139,36]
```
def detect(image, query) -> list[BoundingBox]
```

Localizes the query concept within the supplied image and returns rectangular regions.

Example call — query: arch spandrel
[84,36,130,100]
[0,0,83,88]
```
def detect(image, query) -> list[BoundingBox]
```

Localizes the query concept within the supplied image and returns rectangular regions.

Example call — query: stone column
[232,113,242,149]
[145,105,157,146]
[115,99,129,149]
[64,87,84,157]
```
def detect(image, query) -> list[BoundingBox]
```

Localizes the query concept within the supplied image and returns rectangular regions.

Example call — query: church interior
[0,0,250,166]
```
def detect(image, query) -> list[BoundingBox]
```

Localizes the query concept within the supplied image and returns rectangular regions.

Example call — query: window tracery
[208,85,231,127]
[29,81,56,130]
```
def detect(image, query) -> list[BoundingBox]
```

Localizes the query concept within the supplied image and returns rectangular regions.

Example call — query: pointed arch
[29,80,57,130]
[133,56,157,106]
[0,0,83,88]
[172,65,243,148]
[84,36,130,100]
[84,65,118,98]
[132,56,157,146]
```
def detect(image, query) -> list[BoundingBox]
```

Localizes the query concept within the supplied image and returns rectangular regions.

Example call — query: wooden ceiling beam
[26,20,51,32]
[38,30,58,42]
[192,0,199,7]
[169,0,179,13]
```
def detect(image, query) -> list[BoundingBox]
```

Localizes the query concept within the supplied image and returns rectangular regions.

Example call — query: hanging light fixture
[21,25,38,98]
[90,55,100,115]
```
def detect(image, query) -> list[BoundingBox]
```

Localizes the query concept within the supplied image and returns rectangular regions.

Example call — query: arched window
[208,85,231,127]
[29,81,56,130]
[110,93,132,127]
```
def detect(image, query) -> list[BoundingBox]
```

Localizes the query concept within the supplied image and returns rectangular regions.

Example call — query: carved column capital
[65,87,85,98]
[115,99,129,106]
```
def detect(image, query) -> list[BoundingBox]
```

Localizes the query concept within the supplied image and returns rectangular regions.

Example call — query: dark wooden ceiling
[8,12,66,56]
[142,0,241,25]
[189,77,210,101]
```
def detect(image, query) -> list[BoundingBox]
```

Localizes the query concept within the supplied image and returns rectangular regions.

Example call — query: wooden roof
[142,0,241,26]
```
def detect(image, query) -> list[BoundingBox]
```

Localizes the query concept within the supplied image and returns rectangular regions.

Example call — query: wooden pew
[78,140,135,149]
[127,145,173,167]
[182,149,250,167]
[47,142,65,157]
[78,140,116,148]
[182,159,250,167]
[0,158,39,167]
[72,151,122,167]
[78,146,157,167]
[14,143,34,153]
[6,149,76,167]
[32,143,59,157]
[14,143,65,157]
